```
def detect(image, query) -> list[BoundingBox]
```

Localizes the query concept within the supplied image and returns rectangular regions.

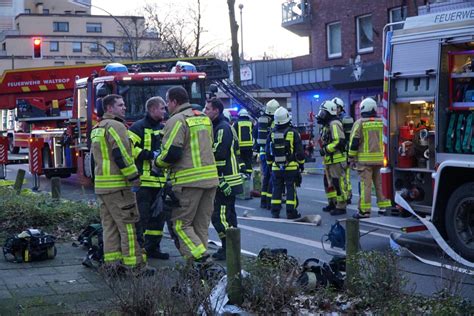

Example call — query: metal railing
[281,0,311,24]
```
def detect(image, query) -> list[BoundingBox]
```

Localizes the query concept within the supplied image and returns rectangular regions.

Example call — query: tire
[8,136,19,154]
[445,182,474,261]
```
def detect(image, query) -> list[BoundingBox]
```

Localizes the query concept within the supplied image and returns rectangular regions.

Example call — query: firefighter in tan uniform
[155,86,218,262]
[317,100,348,216]
[348,97,392,219]
[91,94,150,272]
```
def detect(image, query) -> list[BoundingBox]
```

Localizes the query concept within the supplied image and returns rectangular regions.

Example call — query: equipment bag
[446,113,457,153]
[3,229,56,263]
[326,221,346,249]
[462,113,473,153]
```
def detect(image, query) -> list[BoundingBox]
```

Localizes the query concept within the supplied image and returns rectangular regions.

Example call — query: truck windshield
[117,81,205,120]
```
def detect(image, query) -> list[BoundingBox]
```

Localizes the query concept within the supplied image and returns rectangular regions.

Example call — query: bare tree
[143,1,219,58]
[227,0,241,86]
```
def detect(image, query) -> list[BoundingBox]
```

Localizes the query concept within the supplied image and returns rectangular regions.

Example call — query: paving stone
[48,282,98,294]
[41,273,83,283]
[0,289,12,299]
[10,286,55,298]
[2,275,45,287]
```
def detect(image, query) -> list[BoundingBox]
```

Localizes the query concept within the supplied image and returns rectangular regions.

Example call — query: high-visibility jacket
[155,103,218,188]
[321,119,346,165]
[128,113,167,188]
[266,125,305,171]
[212,114,243,195]
[348,117,384,165]
[254,114,273,154]
[234,118,254,150]
[91,113,140,194]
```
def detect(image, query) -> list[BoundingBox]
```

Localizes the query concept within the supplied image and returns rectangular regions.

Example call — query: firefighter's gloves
[218,178,232,196]
[319,145,327,157]
[152,150,161,160]
[299,164,304,173]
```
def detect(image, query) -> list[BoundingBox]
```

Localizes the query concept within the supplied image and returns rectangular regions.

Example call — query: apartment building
[0,0,157,72]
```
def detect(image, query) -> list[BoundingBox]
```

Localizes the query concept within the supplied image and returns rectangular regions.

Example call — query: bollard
[345,219,360,293]
[51,177,61,200]
[14,169,26,194]
[226,227,243,305]
[0,164,5,180]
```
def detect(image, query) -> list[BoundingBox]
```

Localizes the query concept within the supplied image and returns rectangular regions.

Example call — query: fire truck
[362,8,474,265]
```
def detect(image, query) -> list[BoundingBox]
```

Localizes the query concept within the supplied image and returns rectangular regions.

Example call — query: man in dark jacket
[204,98,243,260]
[128,96,169,259]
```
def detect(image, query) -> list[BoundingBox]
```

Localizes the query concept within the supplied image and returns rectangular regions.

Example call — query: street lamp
[69,0,136,60]
[239,3,244,60]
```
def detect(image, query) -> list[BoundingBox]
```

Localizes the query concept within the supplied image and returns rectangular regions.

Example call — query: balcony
[281,0,311,37]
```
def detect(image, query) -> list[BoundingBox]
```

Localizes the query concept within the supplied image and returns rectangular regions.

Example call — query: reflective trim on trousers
[175,220,206,259]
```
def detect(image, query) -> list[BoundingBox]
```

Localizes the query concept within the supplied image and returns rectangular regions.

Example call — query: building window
[2,43,6,51]
[64,10,71,14]
[89,42,99,52]
[72,42,82,52]
[123,42,131,52]
[356,14,373,53]
[389,6,407,31]
[76,61,86,65]
[53,22,69,32]
[86,23,102,33]
[43,9,49,15]
[106,41,115,53]
[24,9,31,14]
[50,41,59,52]
[54,61,65,66]
[327,21,342,58]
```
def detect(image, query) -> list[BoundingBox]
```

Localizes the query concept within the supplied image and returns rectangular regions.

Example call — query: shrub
[0,187,99,241]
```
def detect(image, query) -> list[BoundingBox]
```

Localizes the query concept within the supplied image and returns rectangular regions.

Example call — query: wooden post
[51,177,61,200]
[345,219,360,293]
[14,169,25,194]
[226,227,243,305]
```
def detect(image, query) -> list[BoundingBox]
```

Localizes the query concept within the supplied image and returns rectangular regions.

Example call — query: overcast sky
[92,0,309,60]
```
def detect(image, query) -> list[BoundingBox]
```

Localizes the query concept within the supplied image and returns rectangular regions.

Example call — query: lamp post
[239,3,244,60]
[69,0,136,60]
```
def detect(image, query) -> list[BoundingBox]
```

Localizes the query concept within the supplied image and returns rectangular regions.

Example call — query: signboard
[404,8,474,29]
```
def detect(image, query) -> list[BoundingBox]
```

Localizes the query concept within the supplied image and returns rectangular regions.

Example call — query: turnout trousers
[240,148,254,175]
[97,189,143,267]
[271,169,299,218]
[327,162,348,209]
[260,154,273,207]
[135,187,167,253]
[170,186,216,260]
[211,190,238,249]
[357,165,392,215]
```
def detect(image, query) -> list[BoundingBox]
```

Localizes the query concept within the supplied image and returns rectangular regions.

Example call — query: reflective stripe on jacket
[348,117,384,165]
[266,125,305,171]
[322,120,346,165]
[128,114,167,188]
[155,103,218,188]
[213,114,243,194]
[91,113,139,194]
[234,118,254,149]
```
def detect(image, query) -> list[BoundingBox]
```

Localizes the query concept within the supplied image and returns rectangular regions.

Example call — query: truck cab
[72,62,208,179]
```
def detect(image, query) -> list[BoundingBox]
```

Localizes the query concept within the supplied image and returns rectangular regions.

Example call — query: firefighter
[204,98,243,260]
[128,96,169,260]
[348,97,392,219]
[332,97,354,204]
[317,100,348,216]
[91,94,153,273]
[256,99,280,209]
[234,109,254,175]
[267,107,305,219]
[154,86,218,262]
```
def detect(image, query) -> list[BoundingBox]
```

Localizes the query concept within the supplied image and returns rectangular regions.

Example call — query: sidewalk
[0,235,189,315]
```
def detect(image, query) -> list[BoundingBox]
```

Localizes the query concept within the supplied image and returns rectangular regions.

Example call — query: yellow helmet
[265,99,280,115]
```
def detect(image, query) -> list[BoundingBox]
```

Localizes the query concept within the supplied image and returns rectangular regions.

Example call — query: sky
[91,0,309,60]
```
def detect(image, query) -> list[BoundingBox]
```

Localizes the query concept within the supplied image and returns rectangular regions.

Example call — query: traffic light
[33,38,42,59]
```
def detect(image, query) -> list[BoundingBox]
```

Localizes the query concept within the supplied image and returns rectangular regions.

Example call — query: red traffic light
[33,37,42,59]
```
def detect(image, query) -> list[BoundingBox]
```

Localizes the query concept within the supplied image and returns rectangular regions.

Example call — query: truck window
[77,87,87,120]
[118,82,204,120]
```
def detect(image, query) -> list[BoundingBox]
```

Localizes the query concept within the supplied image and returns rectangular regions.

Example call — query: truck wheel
[445,182,474,261]
[8,136,19,154]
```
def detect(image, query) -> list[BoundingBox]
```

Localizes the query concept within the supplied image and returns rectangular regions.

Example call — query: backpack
[3,229,56,263]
